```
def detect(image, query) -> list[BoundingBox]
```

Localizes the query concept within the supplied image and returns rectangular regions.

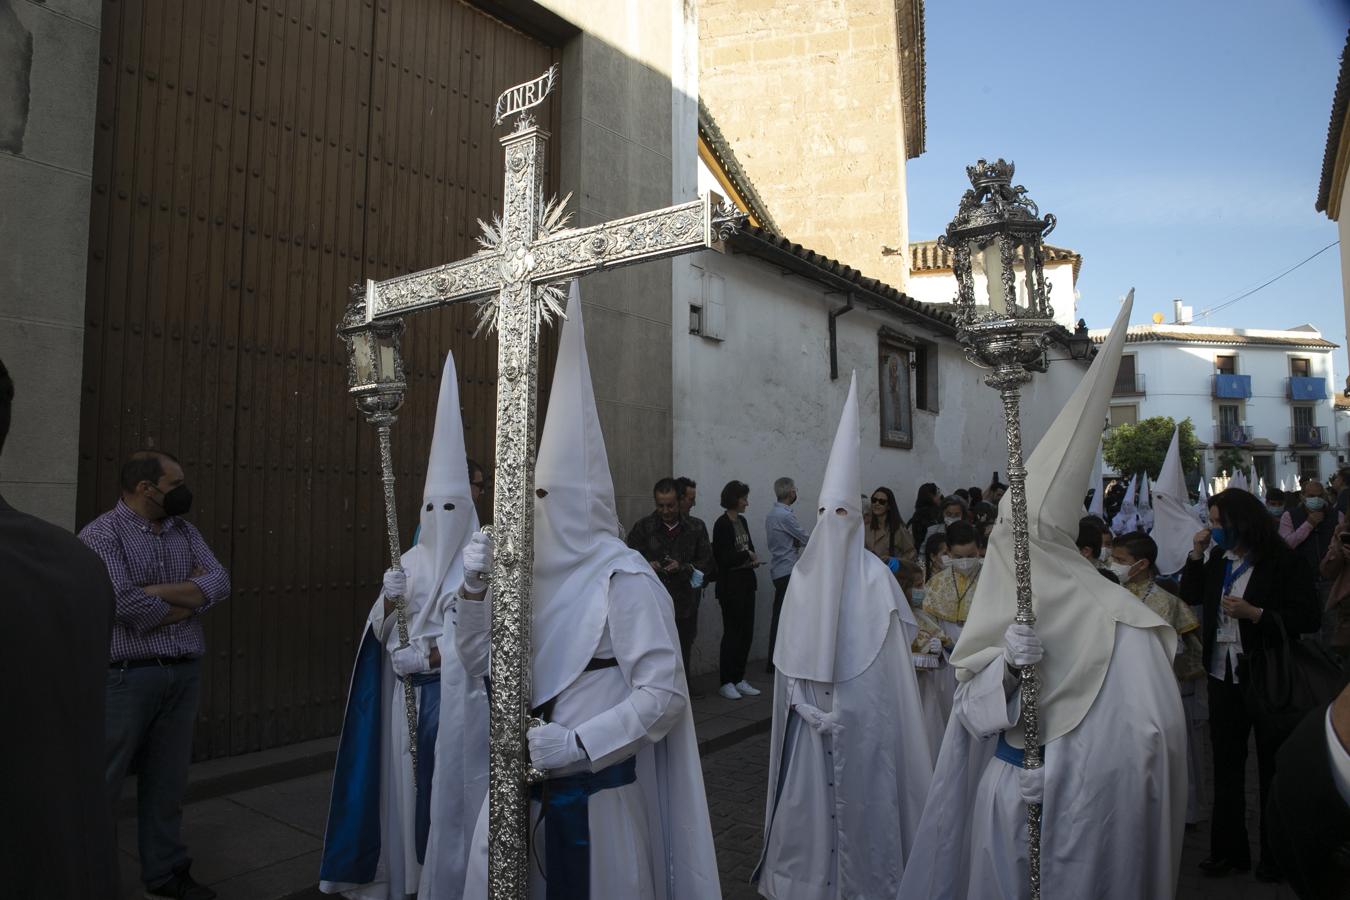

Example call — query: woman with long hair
[1180,488,1321,882]
[866,486,917,571]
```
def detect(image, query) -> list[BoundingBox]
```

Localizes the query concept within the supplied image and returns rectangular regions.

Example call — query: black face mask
[155,484,193,517]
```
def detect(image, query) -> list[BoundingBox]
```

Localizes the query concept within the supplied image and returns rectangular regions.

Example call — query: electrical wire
[1194,240,1340,320]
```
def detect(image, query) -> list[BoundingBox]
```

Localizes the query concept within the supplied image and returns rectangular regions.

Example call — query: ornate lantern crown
[940,159,1057,325]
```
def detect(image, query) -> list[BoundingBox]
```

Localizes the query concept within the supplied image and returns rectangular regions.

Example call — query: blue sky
[907,0,1350,363]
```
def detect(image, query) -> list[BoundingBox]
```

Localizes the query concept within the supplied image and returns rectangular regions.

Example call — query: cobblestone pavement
[701,729,1300,900]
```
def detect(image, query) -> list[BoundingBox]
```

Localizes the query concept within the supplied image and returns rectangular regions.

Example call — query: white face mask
[949,557,982,576]
[1107,560,1136,584]
[936,554,952,570]
[1099,547,1112,564]
[944,515,961,526]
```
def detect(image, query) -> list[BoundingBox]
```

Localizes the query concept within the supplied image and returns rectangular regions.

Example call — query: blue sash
[529,757,638,900]
[408,671,440,864]
[995,731,1045,769]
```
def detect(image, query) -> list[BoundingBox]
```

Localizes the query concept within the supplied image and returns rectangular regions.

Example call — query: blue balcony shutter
[1289,377,1327,401]
[1215,374,1252,399]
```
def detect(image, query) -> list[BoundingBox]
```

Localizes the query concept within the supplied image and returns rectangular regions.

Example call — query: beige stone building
[699,0,925,288]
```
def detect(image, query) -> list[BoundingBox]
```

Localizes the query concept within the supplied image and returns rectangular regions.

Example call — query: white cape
[897,622,1187,900]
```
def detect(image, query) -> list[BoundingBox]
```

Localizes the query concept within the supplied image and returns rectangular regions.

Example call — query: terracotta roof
[697,102,781,235]
[909,239,1082,282]
[1316,28,1350,217]
[897,0,927,159]
[1087,325,1339,350]
[729,225,1084,355]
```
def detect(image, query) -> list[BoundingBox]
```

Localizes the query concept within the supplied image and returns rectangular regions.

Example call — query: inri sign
[494,65,558,125]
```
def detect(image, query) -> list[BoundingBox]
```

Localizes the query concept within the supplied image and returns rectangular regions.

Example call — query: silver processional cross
[360,66,743,898]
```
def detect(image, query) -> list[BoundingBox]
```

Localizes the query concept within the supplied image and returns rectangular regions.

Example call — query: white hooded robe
[754,373,933,900]
[457,284,721,900]
[898,293,1188,900]
[320,352,488,899]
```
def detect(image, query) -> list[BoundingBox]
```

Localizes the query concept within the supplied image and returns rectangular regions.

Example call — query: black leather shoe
[1199,856,1250,877]
[1254,861,1284,883]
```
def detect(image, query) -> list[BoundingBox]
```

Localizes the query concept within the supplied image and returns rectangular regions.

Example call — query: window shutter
[702,271,726,340]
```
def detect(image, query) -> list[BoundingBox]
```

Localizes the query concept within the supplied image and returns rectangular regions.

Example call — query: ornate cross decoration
[360,67,743,898]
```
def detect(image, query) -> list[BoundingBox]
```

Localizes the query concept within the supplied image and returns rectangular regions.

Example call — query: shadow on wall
[0,0,33,153]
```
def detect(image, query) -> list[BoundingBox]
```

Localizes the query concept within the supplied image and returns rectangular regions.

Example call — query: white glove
[527,721,587,770]
[1003,622,1043,669]
[926,636,944,655]
[462,530,494,594]
[391,644,430,677]
[1018,764,1045,805]
[383,567,408,599]
[793,702,844,736]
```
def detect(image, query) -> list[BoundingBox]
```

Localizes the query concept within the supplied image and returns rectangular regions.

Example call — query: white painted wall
[906,258,1078,329]
[669,242,1086,676]
[1102,330,1343,486]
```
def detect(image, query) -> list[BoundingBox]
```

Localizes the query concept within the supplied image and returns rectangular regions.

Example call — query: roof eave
[1315,28,1350,218]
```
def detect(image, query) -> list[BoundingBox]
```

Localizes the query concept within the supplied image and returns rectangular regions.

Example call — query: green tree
[1103,417,1201,479]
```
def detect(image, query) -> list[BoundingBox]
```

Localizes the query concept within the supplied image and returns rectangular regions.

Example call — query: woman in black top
[1179,488,1321,882]
[713,480,760,700]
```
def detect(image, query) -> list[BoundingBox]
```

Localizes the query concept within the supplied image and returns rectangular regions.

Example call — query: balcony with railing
[1212,374,1252,399]
[1112,372,1146,396]
[1214,423,1254,447]
[1287,376,1328,401]
[1290,425,1328,448]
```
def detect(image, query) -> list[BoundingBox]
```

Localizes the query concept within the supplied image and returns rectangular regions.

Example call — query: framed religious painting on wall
[878,332,914,449]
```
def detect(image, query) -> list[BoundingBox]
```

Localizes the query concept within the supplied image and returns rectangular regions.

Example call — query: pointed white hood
[1230,468,1250,492]
[1151,427,1196,576]
[530,282,655,707]
[774,373,913,683]
[416,352,478,595]
[1194,476,1211,525]
[951,291,1176,746]
[1111,473,1139,535]
[1137,473,1154,531]
[1086,443,1105,518]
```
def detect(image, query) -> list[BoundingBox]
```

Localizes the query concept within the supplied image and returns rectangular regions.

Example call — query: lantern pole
[338,283,420,791]
[942,159,1058,900]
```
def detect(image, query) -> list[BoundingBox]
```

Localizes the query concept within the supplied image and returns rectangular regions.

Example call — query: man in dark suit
[0,355,117,897]
[1268,681,1350,898]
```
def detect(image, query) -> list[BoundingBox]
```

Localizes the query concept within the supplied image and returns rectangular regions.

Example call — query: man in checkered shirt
[80,449,231,900]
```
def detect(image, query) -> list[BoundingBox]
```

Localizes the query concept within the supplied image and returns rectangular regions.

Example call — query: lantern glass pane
[350,332,375,384]
[979,240,1007,314]
[375,333,399,383]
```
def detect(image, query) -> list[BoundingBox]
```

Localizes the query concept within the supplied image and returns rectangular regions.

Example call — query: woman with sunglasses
[866,487,917,573]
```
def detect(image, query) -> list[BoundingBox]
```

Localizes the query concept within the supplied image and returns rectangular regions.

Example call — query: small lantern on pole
[941,158,1058,900]
[338,281,421,789]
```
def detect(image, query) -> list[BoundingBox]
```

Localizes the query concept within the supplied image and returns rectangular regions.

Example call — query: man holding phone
[626,477,714,677]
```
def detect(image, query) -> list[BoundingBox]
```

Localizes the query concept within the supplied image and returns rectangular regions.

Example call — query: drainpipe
[828,293,855,381]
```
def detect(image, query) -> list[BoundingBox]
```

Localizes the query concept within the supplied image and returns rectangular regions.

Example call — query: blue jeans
[105,659,202,887]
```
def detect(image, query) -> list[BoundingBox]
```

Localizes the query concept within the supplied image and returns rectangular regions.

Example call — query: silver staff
[354,65,743,896]
[942,159,1059,900]
[338,288,419,792]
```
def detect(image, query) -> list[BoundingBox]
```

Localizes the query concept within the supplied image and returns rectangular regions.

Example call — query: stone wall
[539,0,693,530]
[0,0,100,527]
[700,0,912,287]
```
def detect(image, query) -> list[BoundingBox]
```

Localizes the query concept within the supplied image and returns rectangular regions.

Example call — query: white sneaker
[735,680,761,696]
[718,683,743,700]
